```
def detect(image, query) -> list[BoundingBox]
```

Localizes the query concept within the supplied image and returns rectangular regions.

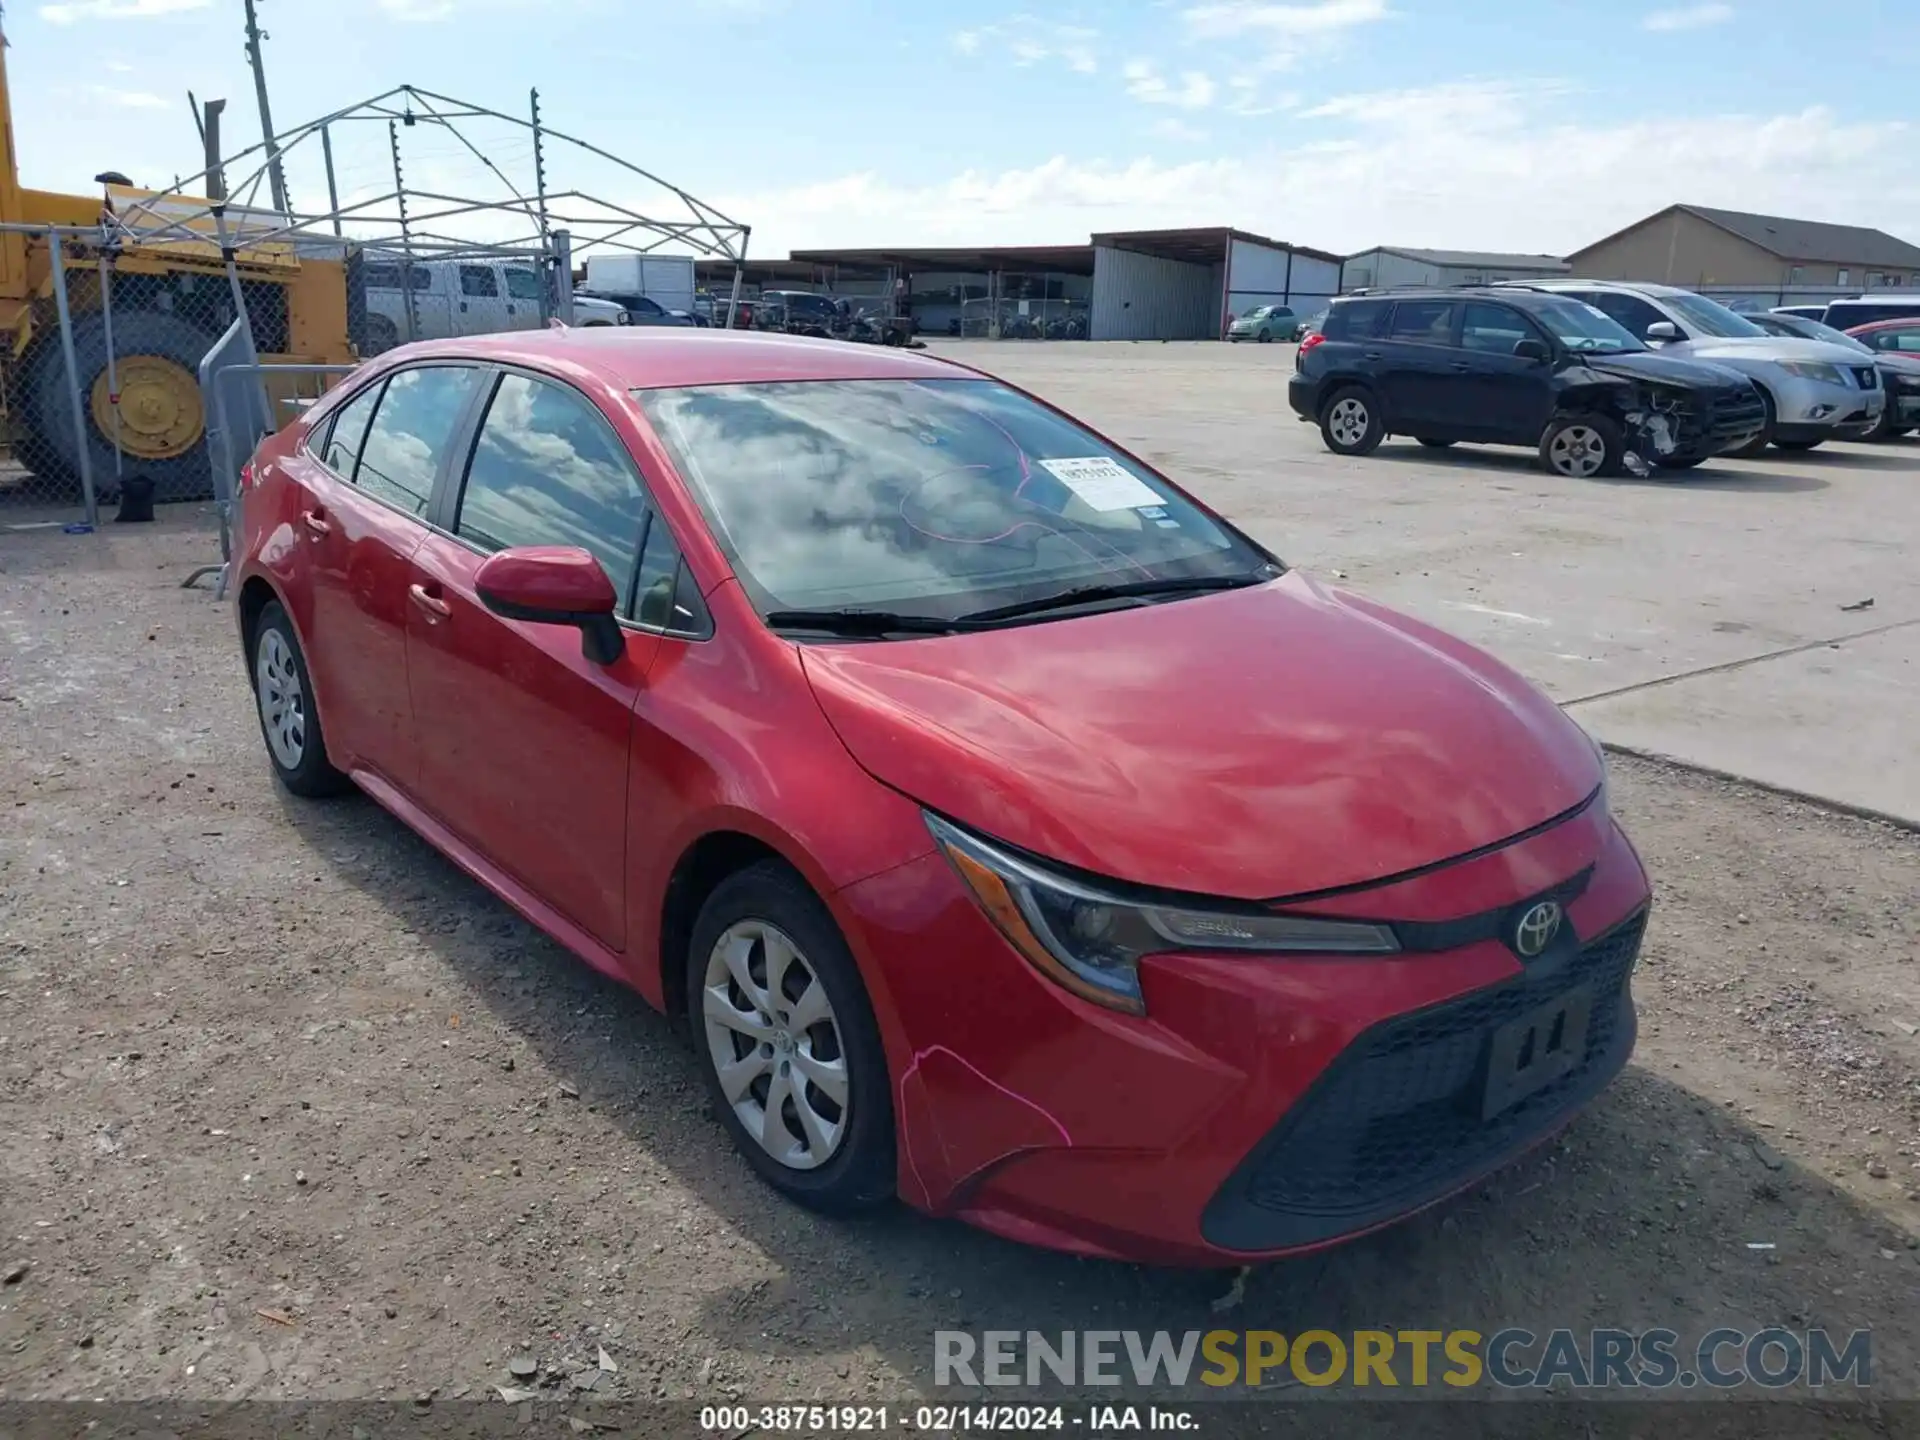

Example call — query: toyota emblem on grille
[1512,900,1564,959]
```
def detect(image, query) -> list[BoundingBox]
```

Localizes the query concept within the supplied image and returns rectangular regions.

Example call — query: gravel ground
[3,511,1919,1413]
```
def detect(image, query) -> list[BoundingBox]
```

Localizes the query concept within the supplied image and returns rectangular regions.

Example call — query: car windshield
[1659,290,1767,338]
[1531,298,1644,353]
[635,378,1270,624]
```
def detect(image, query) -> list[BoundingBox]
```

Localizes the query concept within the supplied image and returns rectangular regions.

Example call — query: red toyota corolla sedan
[233,327,1651,1266]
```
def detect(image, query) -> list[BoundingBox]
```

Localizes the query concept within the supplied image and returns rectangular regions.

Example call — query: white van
[360,257,628,352]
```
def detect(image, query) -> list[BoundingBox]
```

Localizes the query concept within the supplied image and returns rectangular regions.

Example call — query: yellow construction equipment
[0,18,356,502]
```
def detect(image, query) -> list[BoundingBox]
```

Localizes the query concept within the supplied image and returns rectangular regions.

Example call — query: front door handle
[1363,350,1382,360]
[301,509,330,536]
[459,301,469,313]
[1451,361,1472,372]
[409,583,451,619]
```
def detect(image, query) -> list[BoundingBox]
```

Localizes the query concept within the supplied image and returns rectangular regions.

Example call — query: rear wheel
[363,314,401,356]
[1318,385,1384,457]
[1539,414,1624,479]
[687,862,895,1215]
[27,311,220,503]
[249,601,351,798]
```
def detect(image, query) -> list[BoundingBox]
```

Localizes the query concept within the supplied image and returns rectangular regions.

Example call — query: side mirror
[1513,338,1551,362]
[475,546,624,666]
[1645,321,1682,342]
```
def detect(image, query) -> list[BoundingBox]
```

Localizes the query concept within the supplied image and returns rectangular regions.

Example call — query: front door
[405,369,659,951]
[455,263,509,336]
[502,265,545,330]
[1375,299,1462,433]
[1449,301,1556,441]
[293,364,481,785]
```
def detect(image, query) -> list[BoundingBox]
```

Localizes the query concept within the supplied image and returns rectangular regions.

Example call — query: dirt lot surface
[3,494,1919,1415]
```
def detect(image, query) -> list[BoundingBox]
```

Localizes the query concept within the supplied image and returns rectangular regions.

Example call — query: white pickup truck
[361,256,628,353]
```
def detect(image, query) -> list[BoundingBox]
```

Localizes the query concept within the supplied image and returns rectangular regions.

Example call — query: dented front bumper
[1619,380,1768,468]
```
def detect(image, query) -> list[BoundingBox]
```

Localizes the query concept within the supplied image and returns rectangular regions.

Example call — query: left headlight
[1776,361,1844,384]
[925,813,1400,1015]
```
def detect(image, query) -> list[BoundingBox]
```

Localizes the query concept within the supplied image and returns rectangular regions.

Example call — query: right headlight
[1775,361,1845,384]
[926,813,1400,1015]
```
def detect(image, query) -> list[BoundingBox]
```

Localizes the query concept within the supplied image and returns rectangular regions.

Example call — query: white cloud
[713,84,1920,261]
[1182,0,1392,38]
[1152,118,1211,144]
[38,0,208,22]
[952,17,1099,75]
[94,87,171,109]
[1124,61,1218,109]
[1642,3,1734,30]
[378,0,456,18]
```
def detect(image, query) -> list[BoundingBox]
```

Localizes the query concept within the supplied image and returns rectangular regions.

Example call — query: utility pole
[242,0,291,215]
[201,97,227,200]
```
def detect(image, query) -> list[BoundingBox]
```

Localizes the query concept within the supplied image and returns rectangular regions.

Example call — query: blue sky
[7,0,1918,260]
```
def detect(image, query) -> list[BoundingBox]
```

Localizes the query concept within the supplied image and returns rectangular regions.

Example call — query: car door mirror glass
[1645,321,1681,342]
[1513,338,1550,361]
[475,546,624,665]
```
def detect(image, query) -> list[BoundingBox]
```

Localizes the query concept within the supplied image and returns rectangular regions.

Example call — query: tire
[1727,387,1776,459]
[686,861,895,1215]
[363,314,401,356]
[1415,437,1455,449]
[28,311,219,504]
[1538,414,1625,479]
[1318,385,1384,457]
[1256,329,1272,343]
[1771,437,1823,451]
[248,601,351,798]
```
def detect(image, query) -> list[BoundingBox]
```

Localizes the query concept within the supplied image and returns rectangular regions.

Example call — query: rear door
[405,370,660,951]
[292,364,483,786]
[1448,301,1556,441]
[1374,299,1461,432]
[456,263,509,336]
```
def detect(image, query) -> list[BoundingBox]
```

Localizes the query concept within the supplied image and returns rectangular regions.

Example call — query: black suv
[1288,288,1768,477]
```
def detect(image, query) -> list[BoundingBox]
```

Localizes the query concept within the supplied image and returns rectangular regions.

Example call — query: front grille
[1851,366,1879,390]
[1203,911,1646,1249]
[1708,385,1767,441]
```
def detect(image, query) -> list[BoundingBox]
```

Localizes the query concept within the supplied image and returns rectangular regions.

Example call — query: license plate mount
[1482,986,1593,1120]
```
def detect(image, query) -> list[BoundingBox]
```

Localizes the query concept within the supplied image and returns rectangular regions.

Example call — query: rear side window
[1867,327,1920,352]
[1828,302,1920,328]
[454,373,650,608]
[364,263,433,292]
[1388,300,1456,344]
[1579,291,1667,340]
[318,381,383,475]
[1322,299,1390,340]
[354,366,483,516]
[460,265,500,298]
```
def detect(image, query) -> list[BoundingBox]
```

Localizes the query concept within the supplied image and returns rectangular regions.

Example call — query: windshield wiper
[958,567,1279,625]
[762,608,985,637]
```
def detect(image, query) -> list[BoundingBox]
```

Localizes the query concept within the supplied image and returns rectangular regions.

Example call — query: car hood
[1662,335,1867,368]
[1575,350,1752,388]
[800,574,1602,901]
[1875,351,1920,376]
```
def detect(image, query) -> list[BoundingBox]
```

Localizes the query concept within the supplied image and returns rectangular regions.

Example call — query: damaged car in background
[1289,289,1767,478]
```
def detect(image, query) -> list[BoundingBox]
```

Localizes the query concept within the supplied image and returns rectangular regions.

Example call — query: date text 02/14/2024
[699,1404,1199,1432]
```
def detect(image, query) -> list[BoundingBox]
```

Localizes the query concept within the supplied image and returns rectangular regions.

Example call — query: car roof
[370,327,972,389]
[1333,287,1571,310]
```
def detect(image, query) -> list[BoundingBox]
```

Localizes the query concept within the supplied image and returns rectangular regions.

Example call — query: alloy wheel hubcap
[1549,426,1606,477]
[702,920,849,1170]
[1329,398,1369,446]
[256,629,305,769]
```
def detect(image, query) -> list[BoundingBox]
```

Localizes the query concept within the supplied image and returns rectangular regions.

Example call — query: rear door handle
[301,509,330,536]
[408,583,451,619]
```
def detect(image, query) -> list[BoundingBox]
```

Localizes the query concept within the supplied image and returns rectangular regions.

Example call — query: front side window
[1657,290,1765,338]
[1580,291,1668,341]
[635,378,1269,623]
[455,373,650,605]
[460,265,500,298]
[319,381,383,476]
[1872,327,1920,352]
[1459,302,1537,355]
[354,366,482,516]
[504,267,543,301]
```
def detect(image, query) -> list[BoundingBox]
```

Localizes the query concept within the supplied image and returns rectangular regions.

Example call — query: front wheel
[1256,329,1272,343]
[1539,414,1624,479]
[1319,385,1384,456]
[250,601,351,798]
[687,862,896,1215]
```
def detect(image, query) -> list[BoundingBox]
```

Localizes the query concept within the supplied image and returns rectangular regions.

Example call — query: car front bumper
[835,797,1652,1266]
[1769,369,1884,439]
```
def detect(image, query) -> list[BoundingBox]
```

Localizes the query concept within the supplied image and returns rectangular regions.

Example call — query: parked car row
[1288,280,1898,478]
[1748,311,1920,441]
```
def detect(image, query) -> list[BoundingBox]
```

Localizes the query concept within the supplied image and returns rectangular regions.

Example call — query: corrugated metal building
[1340,247,1569,290]
[1090,228,1341,340]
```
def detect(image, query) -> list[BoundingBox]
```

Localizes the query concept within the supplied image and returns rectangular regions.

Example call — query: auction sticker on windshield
[1039,456,1166,511]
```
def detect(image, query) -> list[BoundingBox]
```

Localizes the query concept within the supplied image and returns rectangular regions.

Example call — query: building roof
[786,244,1098,276]
[1094,226,1343,266]
[1578,205,1920,269]
[1352,246,1568,271]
